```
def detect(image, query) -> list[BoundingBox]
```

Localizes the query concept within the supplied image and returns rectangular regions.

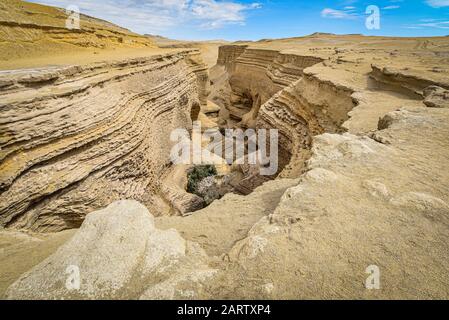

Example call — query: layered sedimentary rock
[0,49,208,232]
[216,45,247,69]
[209,36,447,182]
[423,86,449,108]
[0,0,155,64]
[210,45,354,189]
[216,107,449,299]
[2,28,449,299]
[370,64,449,98]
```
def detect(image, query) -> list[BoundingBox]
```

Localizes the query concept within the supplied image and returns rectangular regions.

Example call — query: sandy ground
[0,47,186,71]
[0,229,76,298]
[145,35,228,68]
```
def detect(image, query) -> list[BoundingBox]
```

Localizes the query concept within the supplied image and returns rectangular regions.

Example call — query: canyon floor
[1,0,449,299]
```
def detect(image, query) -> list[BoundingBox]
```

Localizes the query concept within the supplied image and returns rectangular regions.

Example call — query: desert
[0,0,448,301]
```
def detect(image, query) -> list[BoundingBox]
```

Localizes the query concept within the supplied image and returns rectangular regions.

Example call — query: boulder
[423,86,449,108]
[6,200,215,300]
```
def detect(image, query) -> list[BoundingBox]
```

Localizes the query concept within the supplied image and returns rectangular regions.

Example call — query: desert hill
[144,34,228,68]
[0,0,161,69]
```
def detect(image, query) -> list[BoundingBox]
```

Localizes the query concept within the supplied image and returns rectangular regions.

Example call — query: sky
[29,0,449,40]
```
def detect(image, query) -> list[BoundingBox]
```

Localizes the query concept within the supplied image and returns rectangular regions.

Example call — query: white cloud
[406,19,449,29]
[426,0,449,7]
[418,21,449,28]
[321,8,358,19]
[383,5,400,9]
[29,0,261,33]
[341,0,358,5]
[191,0,261,28]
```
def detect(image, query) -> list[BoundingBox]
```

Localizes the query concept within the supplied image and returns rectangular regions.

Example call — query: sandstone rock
[6,200,215,300]
[2,18,449,300]
[391,192,449,225]
[0,50,209,231]
[203,100,221,114]
[0,0,155,65]
[211,107,449,299]
[423,86,449,108]
[363,180,390,199]
[370,64,448,96]
[156,178,299,257]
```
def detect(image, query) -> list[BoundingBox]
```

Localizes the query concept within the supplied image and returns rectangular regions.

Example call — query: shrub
[187,165,217,195]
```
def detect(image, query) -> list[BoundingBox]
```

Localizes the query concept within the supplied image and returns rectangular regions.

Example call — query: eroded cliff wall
[0,50,208,232]
[212,45,355,181]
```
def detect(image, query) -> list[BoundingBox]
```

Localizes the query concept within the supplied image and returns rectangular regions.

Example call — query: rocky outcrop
[370,64,449,97]
[214,46,324,128]
[0,50,208,232]
[216,45,247,69]
[258,70,355,177]
[209,36,449,185]
[423,86,449,108]
[213,107,449,299]
[2,31,449,300]
[211,45,353,186]
[6,200,215,299]
[157,177,299,257]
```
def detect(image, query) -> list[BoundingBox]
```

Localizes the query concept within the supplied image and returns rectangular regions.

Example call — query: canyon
[1,0,449,299]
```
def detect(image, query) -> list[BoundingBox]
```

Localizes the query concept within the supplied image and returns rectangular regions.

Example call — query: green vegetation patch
[187,165,217,195]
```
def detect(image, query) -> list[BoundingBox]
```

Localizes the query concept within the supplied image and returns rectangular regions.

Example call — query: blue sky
[30,0,449,40]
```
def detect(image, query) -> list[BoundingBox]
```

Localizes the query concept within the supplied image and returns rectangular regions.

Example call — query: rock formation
[6,105,449,299]
[160,106,449,299]
[423,86,449,108]
[0,0,155,66]
[163,36,449,299]
[1,1,449,300]
[0,49,209,231]
[6,200,215,299]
